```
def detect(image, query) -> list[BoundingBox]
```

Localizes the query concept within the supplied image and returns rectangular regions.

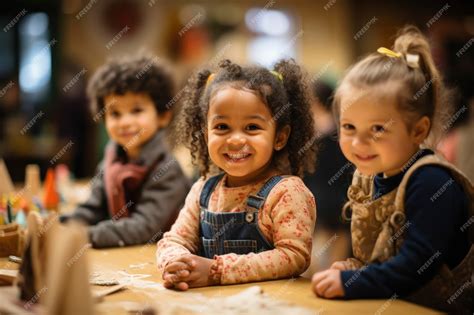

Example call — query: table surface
[96,246,444,314]
[0,245,443,314]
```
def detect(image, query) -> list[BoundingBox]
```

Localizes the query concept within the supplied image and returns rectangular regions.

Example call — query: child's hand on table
[162,255,194,290]
[162,254,216,291]
[329,261,350,270]
[311,269,345,298]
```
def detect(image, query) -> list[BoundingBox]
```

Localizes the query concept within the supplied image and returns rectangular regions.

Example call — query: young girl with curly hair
[156,59,318,290]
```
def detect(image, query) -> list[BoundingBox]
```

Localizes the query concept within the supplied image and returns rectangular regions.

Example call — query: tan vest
[342,154,474,313]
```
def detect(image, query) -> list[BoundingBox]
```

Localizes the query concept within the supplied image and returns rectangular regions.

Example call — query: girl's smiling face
[338,87,429,177]
[206,87,289,187]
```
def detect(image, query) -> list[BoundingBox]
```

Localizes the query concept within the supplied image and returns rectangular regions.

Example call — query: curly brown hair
[176,59,317,178]
[87,54,175,118]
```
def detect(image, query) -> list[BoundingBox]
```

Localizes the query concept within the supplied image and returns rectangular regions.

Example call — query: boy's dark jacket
[69,130,191,248]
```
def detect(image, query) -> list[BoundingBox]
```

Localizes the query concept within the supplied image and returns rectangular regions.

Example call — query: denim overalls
[199,174,283,258]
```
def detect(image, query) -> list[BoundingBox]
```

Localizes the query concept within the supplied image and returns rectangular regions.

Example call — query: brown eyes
[246,124,261,131]
[341,124,355,130]
[110,111,120,118]
[212,124,262,132]
[341,124,387,134]
[107,107,143,118]
[214,124,228,130]
[371,125,385,133]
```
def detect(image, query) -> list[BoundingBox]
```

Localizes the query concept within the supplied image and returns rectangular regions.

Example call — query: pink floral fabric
[156,174,316,284]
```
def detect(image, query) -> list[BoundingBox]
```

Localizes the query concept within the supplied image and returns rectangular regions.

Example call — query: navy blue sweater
[341,150,470,299]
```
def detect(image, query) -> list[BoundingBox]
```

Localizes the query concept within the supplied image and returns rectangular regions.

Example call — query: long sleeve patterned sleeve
[156,176,316,284]
[156,179,205,269]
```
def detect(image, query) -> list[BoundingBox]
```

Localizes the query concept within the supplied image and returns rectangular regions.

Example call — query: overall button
[245,212,254,223]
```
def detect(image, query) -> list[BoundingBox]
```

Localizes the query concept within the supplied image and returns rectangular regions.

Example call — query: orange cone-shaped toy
[43,168,59,211]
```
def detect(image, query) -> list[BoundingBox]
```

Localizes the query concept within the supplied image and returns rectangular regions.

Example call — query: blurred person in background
[301,78,353,277]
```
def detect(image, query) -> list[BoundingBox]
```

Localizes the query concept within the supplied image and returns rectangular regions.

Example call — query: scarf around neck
[103,144,149,219]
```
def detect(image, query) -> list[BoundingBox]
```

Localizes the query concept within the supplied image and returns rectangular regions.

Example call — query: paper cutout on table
[92,283,127,300]
[95,300,157,315]
[17,212,94,314]
[90,268,164,291]
[157,286,315,315]
[158,286,314,315]
[129,262,150,269]
[90,271,120,286]
[99,286,316,315]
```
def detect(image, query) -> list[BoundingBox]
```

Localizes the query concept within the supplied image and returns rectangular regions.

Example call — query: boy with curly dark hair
[63,54,190,248]
[157,59,318,290]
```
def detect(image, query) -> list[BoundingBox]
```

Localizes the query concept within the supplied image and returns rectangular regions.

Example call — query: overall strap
[246,176,284,211]
[199,173,225,209]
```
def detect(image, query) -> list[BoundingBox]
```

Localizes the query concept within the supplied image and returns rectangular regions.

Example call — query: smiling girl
[156,59,317,290]
[311,26,473,314]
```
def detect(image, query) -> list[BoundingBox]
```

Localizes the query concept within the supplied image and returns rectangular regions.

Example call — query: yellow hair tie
[377,47,402,58]
[206,73,215,86]
[270,70,283,82]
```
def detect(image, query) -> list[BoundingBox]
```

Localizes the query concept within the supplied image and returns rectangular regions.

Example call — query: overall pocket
[223,239,258,255]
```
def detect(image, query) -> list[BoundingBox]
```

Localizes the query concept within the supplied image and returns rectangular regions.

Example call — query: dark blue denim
[199,174,283,258]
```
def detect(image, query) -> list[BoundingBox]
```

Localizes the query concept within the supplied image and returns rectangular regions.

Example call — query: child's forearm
[156,237,195,270]
[156,214,201,269]
[215,245,310,284]
[156,180,204,270]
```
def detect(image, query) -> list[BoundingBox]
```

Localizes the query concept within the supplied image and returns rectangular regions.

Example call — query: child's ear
[412,116,431,144]
[157,111,173,128]
[274,125,291,151]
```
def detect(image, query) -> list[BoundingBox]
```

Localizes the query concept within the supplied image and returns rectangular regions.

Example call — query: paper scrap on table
[90,270,165,291]
[92,284,127,299]
[156,286,316,315]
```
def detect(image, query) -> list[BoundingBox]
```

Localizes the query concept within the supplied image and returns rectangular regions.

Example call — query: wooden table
[0,245,443,314]
[0,238,444,314]
[84,245,443,315]
[0,181,445,314]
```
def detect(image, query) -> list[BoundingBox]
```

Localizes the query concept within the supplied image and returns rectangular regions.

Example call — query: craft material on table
[8,255,22,264]
[97,286,317,315]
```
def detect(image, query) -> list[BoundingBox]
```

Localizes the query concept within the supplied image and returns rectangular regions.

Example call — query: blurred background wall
[0,0,472,181]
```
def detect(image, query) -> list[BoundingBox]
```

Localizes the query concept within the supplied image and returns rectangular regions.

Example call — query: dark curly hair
[176,59,317,178]
[87,54,175,119]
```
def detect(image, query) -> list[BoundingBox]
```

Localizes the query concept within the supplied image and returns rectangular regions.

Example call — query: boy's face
[104,92,170,160]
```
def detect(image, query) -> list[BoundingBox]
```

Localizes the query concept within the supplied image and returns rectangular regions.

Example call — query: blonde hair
[333,25,451,147]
